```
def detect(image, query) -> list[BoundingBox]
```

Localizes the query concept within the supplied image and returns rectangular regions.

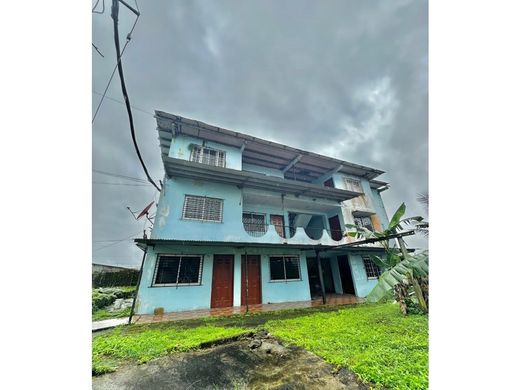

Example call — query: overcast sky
[92,0,428,267]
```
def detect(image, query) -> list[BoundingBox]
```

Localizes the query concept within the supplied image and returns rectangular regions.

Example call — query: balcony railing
[242,222,345,242]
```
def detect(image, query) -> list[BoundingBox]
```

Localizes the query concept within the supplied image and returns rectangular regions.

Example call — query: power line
[92,90,154,116]
[92,169,148,183]
[92,43,104,58]
[93,181,150,186]
[92,8,140,123]
[111,0,161,192]
[92,0,105,14]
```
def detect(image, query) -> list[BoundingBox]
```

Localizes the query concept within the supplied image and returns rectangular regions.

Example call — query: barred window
[182,195,223,222]
[242,213,266,234]
[344,178,363,193]
[190,145,226,167]
[269,256,301,281]
[344,178,369,207]
[362,255,381,278]
[354,216,374,232]
[153,255,203,286]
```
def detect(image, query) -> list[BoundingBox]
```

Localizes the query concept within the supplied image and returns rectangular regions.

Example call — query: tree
[345,203,429,314]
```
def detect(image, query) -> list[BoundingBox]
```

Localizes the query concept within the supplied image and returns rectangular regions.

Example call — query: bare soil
[92,331,376,390]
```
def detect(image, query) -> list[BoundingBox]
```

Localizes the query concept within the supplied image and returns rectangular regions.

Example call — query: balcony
[240,220,352,246]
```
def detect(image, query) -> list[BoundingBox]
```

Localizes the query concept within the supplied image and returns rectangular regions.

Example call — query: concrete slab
[92,318,129,332]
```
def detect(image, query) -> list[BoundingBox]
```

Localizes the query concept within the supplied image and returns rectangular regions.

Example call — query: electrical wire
[92,90,154,117]
[92,0,105,14]
[93,169,148,183]
[111,0,161,192]
[92,11,139,123]
[93,181,150,186]
[92,43,104,58]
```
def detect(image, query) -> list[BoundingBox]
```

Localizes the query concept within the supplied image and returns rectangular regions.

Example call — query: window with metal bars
[182,195,223,222]
[344,177,369,207]
[242,212,266,235]
[354,216,374,232]
[190,145,226,167]
[153,255,203,286]
[269,256,301,281]
[362,255,381,278]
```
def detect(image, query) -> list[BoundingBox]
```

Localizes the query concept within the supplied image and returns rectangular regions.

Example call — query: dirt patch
[93,330,376,390]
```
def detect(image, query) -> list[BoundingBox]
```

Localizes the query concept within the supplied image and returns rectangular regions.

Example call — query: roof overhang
[162,156,363,202]
[155,111,386,182]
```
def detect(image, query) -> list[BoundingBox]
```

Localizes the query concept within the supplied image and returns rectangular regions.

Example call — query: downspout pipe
[244,250,249,313]
[128,248,147,325]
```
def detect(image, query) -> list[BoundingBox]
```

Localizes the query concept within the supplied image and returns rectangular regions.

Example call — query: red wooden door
[328,215,343,241]
[270,214,285,238]
[241,255,262,305]
[211,255,234,308]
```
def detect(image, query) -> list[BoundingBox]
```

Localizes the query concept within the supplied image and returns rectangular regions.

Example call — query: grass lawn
[92,307,132,322]
[92,303,428,389]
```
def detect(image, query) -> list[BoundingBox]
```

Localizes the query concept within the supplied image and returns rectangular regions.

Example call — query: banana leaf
[366,251,429,303]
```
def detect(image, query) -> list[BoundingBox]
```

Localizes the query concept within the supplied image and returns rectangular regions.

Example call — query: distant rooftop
[155,111,388,187]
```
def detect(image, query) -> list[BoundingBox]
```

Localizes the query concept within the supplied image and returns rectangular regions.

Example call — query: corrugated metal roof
[154,111,386,182]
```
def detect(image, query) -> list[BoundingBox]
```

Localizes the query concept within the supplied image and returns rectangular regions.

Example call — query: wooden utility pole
[315,249,327,304]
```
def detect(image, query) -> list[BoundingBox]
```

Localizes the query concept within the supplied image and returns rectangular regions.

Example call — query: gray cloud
[92,0,428,267]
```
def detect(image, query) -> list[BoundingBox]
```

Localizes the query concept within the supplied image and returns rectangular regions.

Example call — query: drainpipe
[128,247,147,325]
[315,249,327,304]
[244,250,249,313]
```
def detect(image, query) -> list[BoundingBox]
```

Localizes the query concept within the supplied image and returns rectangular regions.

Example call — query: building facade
[134,111,391,314]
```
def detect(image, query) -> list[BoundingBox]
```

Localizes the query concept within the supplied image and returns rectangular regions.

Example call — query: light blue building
[134,112,391,315]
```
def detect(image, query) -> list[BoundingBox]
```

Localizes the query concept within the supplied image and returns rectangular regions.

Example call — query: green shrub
[92,287,136,313]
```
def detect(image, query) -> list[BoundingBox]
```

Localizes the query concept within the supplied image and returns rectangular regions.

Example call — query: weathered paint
[348,252,382,297]
[135,244,310,314]
[168,133,242,170]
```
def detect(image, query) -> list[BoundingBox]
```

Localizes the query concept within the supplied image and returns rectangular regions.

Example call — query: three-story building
[133,111,391,314]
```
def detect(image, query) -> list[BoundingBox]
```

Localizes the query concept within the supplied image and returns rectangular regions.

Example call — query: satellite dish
[127,201,155,221]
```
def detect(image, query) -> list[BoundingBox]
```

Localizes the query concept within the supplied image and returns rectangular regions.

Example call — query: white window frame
[190,145,226,168]
[242,212,267,234]
[268,255,302,282]
[354,216,374,232]
[152,254,204,287]
[182,195,223,223]
[362,255,381,279]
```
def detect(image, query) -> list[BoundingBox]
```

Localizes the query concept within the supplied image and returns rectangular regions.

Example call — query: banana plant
[345,203,429,314]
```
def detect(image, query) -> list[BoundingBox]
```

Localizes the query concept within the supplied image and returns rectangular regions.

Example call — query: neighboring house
[92,263,140,287]
[133,111,391,314]
[92,263,139,273]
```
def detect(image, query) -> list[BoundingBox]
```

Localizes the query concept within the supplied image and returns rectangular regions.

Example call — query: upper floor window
[190,145,226,168]
[362,255,381,279]
[182,195,223,222]
[153,255,203,286]
[344,178,363,193]
[269,256,301,281]
[354,216,374,232]
[344,177,369,208]
[242,212,266,235]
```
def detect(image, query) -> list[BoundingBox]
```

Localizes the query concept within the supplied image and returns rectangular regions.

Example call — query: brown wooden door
[328,215,342,241]
[211,255,234,308]
[241,255,262,305]
[270,214,285,238]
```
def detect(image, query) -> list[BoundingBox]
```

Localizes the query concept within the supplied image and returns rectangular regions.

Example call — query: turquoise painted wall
[135,244,311,314]
[369,188,390,229]
[349,252,382,297]
[260,251,311,304]
[168,133,242,170]
[153,177,243,241]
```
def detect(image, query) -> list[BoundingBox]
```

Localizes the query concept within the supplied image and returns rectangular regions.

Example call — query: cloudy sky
[92,0,428,267]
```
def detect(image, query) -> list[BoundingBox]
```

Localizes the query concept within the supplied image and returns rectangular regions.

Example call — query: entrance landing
[132,294,363,325]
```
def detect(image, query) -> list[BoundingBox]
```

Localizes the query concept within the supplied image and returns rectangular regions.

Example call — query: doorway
[241,255,262,305]
[337,255,355,294]
[211,255,234,308]
[306,257,335,297]
[328,215,343,241]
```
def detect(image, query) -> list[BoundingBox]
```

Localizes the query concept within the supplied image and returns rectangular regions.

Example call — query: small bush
[92,287,136,313]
